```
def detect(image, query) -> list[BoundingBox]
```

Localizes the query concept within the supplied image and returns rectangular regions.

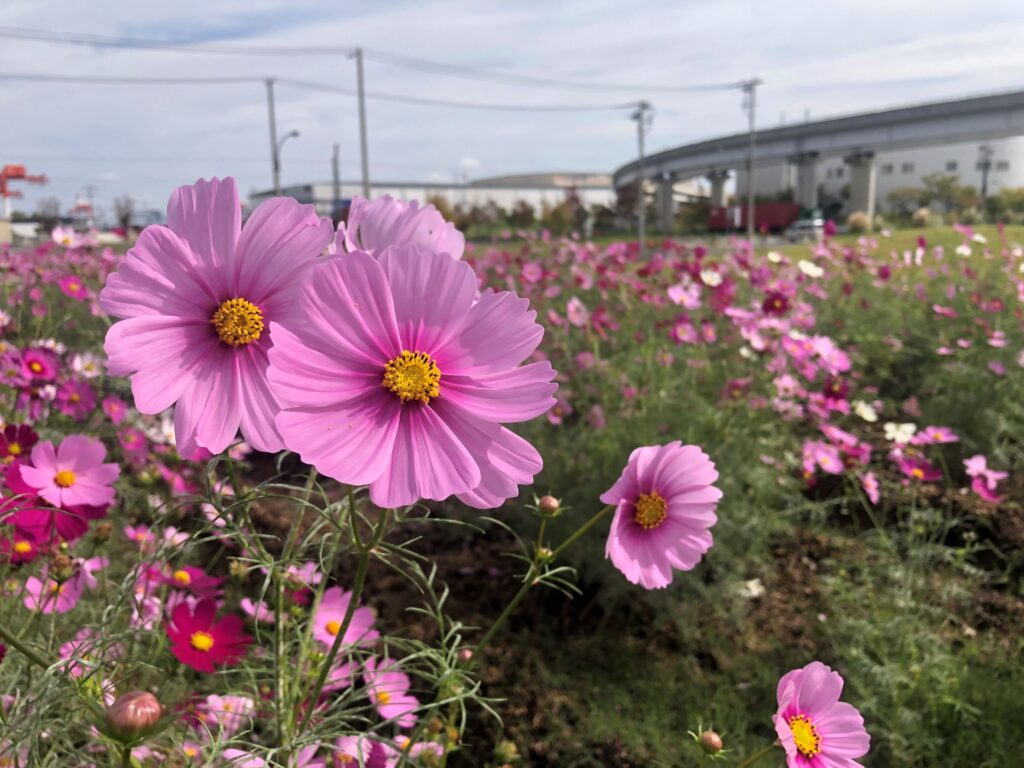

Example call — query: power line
[0,26,740,94]
[278,77,636,111]
[0,26,355,56]
[0,71,636,112]
[362,49,740,94]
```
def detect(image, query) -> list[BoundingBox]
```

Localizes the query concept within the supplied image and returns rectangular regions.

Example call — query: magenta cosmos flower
[268,247,556,508]
[100,177,334,456]
[773,661,870,767]
[335,194,464,259]
[601,442,721,589]
[20,435,119,509]
[166,598,251,673]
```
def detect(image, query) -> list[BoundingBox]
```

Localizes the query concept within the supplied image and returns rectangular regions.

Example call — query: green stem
[0,617,53,670]
[121,745,133,768]
[295,509,388,736]
[735,742,778,768]
[475,505,614,658]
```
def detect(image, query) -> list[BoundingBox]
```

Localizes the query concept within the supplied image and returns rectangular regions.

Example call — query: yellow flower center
[382,350,441,405]
[13,541,32,554]
[911,467,924,480]
[335,755,355,766]
[62,237,72,246]
[173,569,192,585]
[190,631,215,652]
[211,298,264,346]
[68,282,80,291]
[325,619,342,637]
[377,690,392,705]
[8,442,21,456]
[29,361,43,373]
[54,470,76,488]
[69,392,81,403]
[789,714,822,757]
[633,491,668,530]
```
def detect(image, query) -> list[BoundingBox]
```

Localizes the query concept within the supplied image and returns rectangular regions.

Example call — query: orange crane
[1,164,48,218]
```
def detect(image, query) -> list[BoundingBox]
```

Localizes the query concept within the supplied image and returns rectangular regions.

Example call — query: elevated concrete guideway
[614,89,1024,227]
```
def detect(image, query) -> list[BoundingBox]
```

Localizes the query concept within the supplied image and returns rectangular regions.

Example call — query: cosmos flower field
[0,182,1021,767]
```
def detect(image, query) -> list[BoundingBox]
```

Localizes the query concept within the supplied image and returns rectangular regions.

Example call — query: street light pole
[741,78,763,244]
[332,142,342,221]
[631,100,652,256]
[266,78,281,196]
[352,47,370,199]
[978,144,994,204]
[274,130,300,196]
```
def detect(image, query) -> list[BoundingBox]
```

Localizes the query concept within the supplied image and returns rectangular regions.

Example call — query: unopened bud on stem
[538,495,560,515]
[700,730,724,755]
[105,691,163,742]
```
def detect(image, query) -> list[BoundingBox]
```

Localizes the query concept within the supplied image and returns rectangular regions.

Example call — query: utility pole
[351,48,370,199]
[631,100,652,255]
[741,78,763,244]
[978,144,994,204]
[332,142,342,222]
[266,78,281,195]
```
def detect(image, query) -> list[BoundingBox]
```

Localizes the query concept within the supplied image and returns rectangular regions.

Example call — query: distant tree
[677,198,710,234]
[539,200,573,235]
[985,187,1024,221]
[508,200,535,228]
[591,204,615,235]
[887,187,924,216]
[919,173,978,213]
[35,197,61,233]
[425,194,454,223]
[113,195,135,231]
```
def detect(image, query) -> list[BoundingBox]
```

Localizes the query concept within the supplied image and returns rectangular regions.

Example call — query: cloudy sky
[2,0,1023,219]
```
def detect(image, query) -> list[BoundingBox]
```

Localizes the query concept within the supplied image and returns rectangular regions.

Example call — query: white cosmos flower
[971,233,987,244]
[767,250,783,263]
[700,269,723,287]
[798,260,824,278]
[955,243,972,257]
[883,422,917,444]
[853,400,879,423]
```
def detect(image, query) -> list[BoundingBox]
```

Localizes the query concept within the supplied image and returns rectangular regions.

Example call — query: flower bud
[228,559,249,580]
[699,730,724,755]
[105,691,163,742]
[94,521,113,542]
[494,739,520,763]
[538,495,560,515]
[458,648,473,663]
[50,553,74,582]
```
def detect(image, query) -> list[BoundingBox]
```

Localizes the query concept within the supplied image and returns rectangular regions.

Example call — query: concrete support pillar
[790,152,819,210]
[706,170,729,207]
[845,150,877,223]
[654,173,675,233]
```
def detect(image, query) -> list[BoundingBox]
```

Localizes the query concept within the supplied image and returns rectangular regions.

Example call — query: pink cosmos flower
[201,694,254,737]
[896,456,941,483]
[333,736,392,768]
[24,571,84,613]
[861,472,880,505]
[58,275,89,302]
[19,435,119,509]
[52,226,80,248]
[55,379,96,420]
[364,657,420,729]
[773,661,870,768]
[566,296,590,328]
[100,177,334,456]
[601,442,721,590]
[911,425,959,445]
[21,348,58,381]
[964,454,1008,503]
[268,247,556,509]
[165,598,251,673]
[802,441,843,476]
[335,195,464,259]
[312,586,379,649]
[102,396,128,424]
